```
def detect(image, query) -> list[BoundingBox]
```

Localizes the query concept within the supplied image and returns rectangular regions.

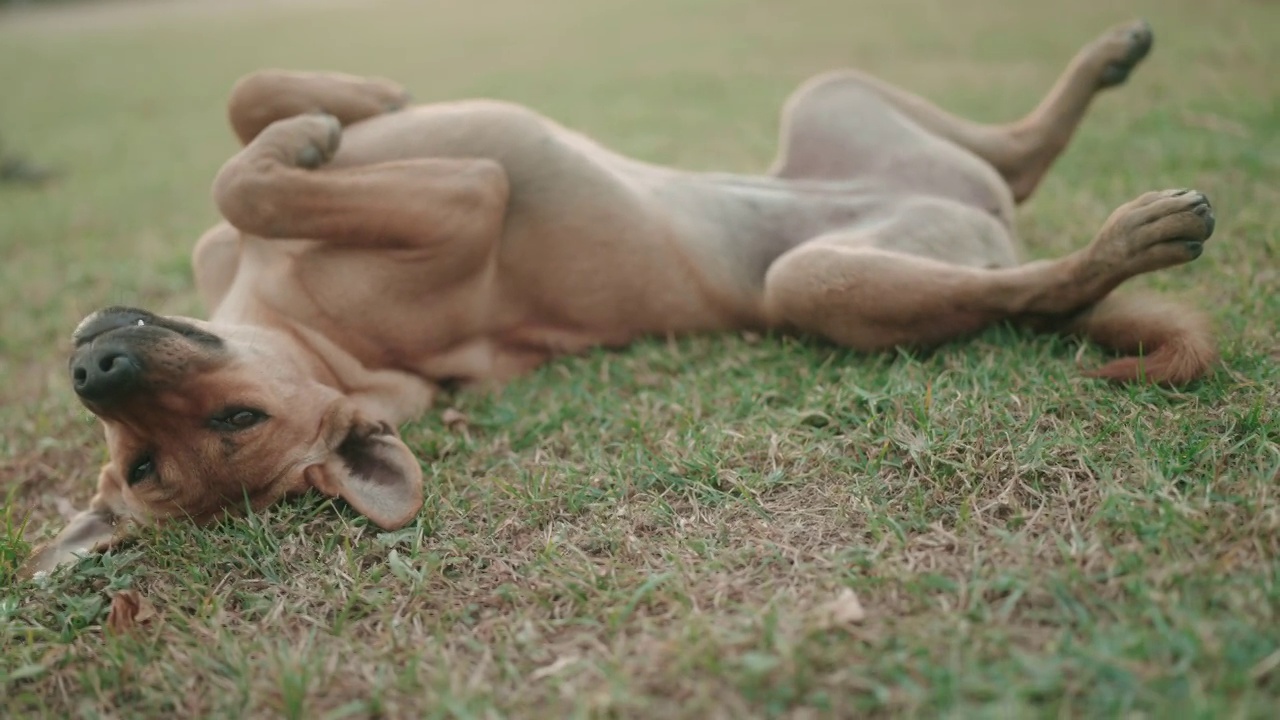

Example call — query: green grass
[1,0,1278,716]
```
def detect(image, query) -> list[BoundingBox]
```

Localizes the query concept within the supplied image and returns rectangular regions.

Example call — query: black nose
[70,344,142,403]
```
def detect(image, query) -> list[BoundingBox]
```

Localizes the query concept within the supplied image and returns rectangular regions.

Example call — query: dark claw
[385,93,412,112]
[1195,203,1216,238]
[297,145,324,169]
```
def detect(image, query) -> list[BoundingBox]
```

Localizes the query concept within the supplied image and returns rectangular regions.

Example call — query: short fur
[21,20,1219,578]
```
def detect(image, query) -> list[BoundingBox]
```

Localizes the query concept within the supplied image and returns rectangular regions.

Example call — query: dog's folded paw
[292,113,343,169]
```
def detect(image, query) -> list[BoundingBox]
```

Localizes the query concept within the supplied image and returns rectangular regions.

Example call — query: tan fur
[21,20,1221,578]
[1071,291,1219,386]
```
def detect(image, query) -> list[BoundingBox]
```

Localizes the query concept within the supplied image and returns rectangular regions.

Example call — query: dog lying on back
[21,20,1217,577]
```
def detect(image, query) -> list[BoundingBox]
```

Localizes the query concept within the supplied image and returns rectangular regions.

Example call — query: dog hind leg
[773,20,1154,203]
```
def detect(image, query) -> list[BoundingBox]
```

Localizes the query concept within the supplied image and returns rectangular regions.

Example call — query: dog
[20,20,1218,578]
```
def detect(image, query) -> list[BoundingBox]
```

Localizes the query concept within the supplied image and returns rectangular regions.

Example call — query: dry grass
[1,0,1278,716]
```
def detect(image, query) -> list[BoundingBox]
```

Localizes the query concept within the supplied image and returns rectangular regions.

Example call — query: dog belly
[325,101,1007,338]
[650,175,892,291]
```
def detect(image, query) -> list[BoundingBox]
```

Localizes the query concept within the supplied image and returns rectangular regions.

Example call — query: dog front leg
[212,114,509,267]
[226,70,412,146]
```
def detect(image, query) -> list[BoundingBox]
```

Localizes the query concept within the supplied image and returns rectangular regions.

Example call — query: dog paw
[1091,19,1154,88]
[1091,188,1215,274]
[287,113,342,169]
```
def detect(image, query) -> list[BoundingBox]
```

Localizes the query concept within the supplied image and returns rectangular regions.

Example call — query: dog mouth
[73,306,223,349]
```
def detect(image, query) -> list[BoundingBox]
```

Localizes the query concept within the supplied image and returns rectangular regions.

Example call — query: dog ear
[305,419,423,530]
[18,470,128,580]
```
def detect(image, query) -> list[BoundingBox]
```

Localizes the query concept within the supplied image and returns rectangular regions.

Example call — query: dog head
[20,305,423,578]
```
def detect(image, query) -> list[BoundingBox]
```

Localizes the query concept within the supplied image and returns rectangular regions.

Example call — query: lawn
[1,0,1277,716]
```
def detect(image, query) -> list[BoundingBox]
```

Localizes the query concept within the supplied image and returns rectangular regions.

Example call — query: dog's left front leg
[212,114,509,263]
[227,70,411,146]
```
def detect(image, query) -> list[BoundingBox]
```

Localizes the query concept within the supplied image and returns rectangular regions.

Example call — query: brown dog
[22,20,1218,577]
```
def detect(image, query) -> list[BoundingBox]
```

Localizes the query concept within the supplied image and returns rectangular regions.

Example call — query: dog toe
[1097,20,1155,88]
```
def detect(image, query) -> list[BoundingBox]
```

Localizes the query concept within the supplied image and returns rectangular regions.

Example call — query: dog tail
[1065,290,1219,386]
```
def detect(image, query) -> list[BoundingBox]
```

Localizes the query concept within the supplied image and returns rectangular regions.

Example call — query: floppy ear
[305,419,424,529]
[19,470,128,580]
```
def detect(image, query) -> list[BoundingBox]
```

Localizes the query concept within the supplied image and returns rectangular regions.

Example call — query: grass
[1,0,1277,716]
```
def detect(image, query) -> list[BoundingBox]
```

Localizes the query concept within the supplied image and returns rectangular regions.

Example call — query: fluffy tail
[1065,291,1219,386]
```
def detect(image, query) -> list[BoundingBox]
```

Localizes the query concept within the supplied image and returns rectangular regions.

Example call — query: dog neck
[282,319,439,423]
[216,309,439,426]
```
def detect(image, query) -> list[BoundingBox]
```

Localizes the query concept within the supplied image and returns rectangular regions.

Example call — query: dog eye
[210,408,267,431]
[128,455,154,486]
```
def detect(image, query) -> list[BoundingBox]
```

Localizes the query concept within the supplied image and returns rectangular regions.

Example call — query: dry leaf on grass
[814,588,867,629]
[530,655,579,681]
[441,408,469,432]
[106,590,157,635]
[798,410,832,428]
[1249,649,1280,681]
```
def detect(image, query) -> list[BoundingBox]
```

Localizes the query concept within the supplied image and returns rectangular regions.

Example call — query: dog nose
[70,344,142,403]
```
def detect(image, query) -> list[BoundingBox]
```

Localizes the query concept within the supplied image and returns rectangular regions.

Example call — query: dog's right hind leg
[225,70,412,145]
